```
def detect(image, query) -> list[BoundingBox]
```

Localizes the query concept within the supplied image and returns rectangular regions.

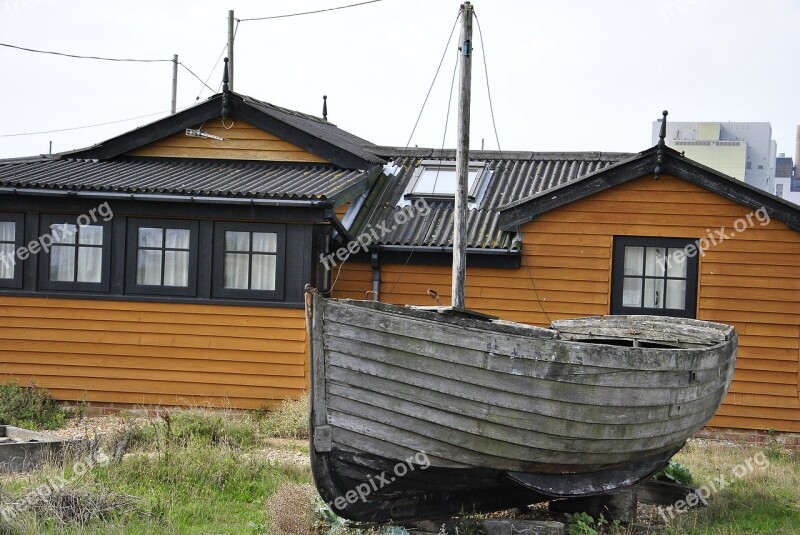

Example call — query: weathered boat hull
[307,293,737,522]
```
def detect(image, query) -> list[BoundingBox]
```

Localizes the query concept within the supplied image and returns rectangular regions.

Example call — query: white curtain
[0,221,15,279]
[164,229,190,287]
[137,249,162,285]
[251,255,276,290]
[50,246,76,281]
[164,251,189,287]
[77,225,103,283]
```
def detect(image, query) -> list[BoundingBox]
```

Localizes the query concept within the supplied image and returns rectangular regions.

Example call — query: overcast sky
[1,0,798,160]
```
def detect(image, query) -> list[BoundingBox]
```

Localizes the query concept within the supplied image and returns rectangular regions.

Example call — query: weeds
[265,482,318,535]
[262,394,310,440]
[0,381,69,430]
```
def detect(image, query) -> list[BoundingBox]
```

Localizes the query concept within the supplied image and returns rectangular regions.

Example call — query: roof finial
[654,109,668,179]
[221,57,231,120]
[322,95,328,121]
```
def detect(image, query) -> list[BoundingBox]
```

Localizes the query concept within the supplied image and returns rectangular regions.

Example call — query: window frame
[125,218,199,297]
[0,212,25,289]
[212,222,286,301]
[405,160,488,201]
[37,214,112,293]
[610,236,699,319]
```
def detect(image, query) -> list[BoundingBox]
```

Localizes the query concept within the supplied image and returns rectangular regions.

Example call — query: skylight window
[407,160,487,199]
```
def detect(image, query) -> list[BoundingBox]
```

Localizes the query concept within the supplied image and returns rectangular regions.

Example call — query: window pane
[623,247,644,276]
[79,225,103,245]
[622,277,642,306]
[0,243,14,279]
[77,246,102,283]
[666,280,687,310]
[643,278,665,308]
[645,247,666,276]
[252,233,277,253]
[224,253,249,289]
[51,224,76,244]
[225,231,250,252]
[165,229,190,249]
[0,221,14,242]
[164,251,189,287]
[251,254,277,290]
[137,249,163,285]
[50,245,75,281]
[666,248,687,278]
[414,168,479,195]
[138,227,163,248]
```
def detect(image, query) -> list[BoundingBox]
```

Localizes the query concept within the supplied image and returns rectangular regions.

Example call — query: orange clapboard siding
[127,118,329,163]
[337,173,800,432]
[0,296,308,408]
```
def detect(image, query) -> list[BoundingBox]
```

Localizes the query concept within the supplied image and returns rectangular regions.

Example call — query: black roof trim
[498,146,800,233]
[65,93,384,169]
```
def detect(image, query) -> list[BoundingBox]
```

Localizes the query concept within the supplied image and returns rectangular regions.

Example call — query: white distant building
[773,126,800,206]
[651,120,776,194]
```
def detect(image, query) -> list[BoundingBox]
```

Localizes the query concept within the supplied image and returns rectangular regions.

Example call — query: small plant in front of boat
[653,460,693,486]
[564,512,622,535]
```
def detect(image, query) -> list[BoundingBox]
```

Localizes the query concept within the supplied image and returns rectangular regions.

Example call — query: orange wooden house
[333,143,800,433]
[0,89,382,410]
[0,88,799,433]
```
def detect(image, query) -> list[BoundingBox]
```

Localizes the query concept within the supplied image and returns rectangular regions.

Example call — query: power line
[0,42,172,63]
[474,12,503,157]
[0,107,191,137]
[178,62,214,92]
[403,12,461,149]
[238,0,385,22]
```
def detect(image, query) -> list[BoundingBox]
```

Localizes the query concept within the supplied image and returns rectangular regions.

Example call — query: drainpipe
[371,250,380,301]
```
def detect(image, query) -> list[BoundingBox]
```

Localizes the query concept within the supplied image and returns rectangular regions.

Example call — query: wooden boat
[306,293,737,522]
[305,2,737,523]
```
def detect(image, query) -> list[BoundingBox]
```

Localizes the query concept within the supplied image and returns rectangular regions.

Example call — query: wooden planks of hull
[308,293,738,521]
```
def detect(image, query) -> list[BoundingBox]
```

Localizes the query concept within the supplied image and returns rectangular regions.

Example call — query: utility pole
[451,2,472,310]
[171,54,178,114]
[228,10,235,91]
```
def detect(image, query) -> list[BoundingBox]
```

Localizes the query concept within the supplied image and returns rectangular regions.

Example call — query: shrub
[0,381,68,430]
[265,482,318,535]
[262,394,310,439]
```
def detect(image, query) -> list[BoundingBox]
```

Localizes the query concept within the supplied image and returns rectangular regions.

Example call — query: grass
[663,439,800,534]
[0,400,315,535]
[0,381,70,430]
[1,385,798,534]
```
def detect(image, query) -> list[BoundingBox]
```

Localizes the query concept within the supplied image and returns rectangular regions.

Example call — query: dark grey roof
[498,145,800,234]
[349,148,633,249]
[66,92,384,169]
[0,156,376,202]
[241,95,383,166]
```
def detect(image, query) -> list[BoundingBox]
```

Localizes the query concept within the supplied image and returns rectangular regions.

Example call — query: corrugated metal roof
[242,96,384,165]
[0,156,373,200]
[350,148,634,249]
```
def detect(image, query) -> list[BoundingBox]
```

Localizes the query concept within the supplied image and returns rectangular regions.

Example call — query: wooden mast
[451,1,473,310]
